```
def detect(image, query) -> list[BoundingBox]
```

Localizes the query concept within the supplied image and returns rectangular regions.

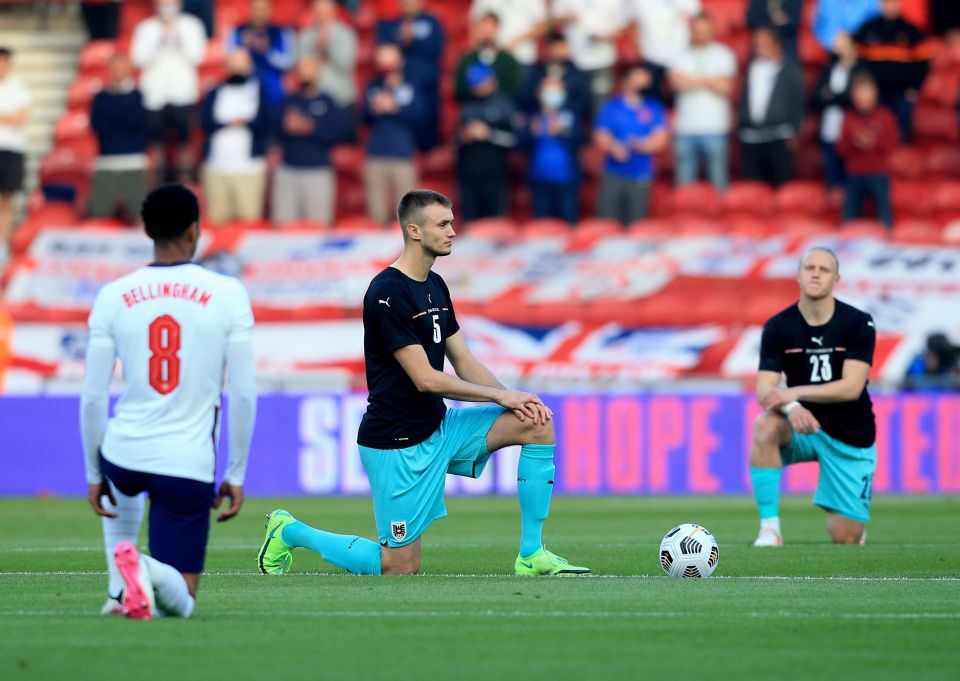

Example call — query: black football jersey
[759,300,876,448]
[357,267,460,449]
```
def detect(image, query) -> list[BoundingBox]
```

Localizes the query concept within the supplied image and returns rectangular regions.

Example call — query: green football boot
[514,547,591,576]
[257,509,297,575]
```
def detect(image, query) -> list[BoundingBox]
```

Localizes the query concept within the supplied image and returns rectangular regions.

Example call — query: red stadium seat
[521,218,569,238]
[778,214,835,240]
[333,215,385,232]
[913,106,958,142]
[798,31,828,67]
[79,40,117,73]
[568,218,622,249]
[775,181,827,216]
[930,180,960,223]
[891,219,942,244]
[892,180,933,217]
[54,111,92,144]
[463,218,517,240]
[723,181,775,216]
[888,146,925,180]
[839,219,889,239]
[671,182,722,217]
[331,145,365,179]
[920,71,960,107]
[67,74,105,111]
[418,145,455,178]
[627,218,679,239]
[923,144,960,178]
[724,213,773,238]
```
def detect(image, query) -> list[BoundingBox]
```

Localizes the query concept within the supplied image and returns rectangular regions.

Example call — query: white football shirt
[87,263,253,483]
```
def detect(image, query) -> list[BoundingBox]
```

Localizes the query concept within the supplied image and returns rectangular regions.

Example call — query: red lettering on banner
[936,396,960,492]
[606,398,643,492]
[901,396,932,493]
[649,397,683,492]
[872,396,894,493]
[743,400,763,488]
[562,397,601,492]
[688,397,721,492]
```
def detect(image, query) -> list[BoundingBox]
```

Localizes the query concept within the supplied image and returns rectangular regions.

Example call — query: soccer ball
[659,523,719,578]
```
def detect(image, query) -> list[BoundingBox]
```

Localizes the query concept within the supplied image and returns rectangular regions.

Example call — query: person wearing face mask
[456,63,518,222]
[524,77,582,223]
[227,0,296,112]
[455,12,522,102]
[363,44,428,225]
[131,0,207,184]
[200,49,271,224]
[521,31,591,120]
[87,54,148,222]
[593,62,668,225]
[272,57,348,226]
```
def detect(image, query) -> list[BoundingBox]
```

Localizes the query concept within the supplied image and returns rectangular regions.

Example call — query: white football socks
[101,483,145,599]
[141,555,195,618]
[760,516,782,533]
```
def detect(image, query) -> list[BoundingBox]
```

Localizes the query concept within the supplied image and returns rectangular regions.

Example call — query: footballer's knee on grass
[750,412,790,468]
[827,514,865,545]
[485,411,555,453]
[381,538,421,575]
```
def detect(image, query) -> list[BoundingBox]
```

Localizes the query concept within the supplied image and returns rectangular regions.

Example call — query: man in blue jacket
[88,53,148,222]
[228,0,296,111]
[376,0,444,150]
[272,57,349,226]
[363,43,427,225]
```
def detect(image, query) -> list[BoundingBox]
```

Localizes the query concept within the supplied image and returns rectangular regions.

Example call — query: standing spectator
[131,0,207,183]
[625,0,701,71]
[272,57,347,226]
[903,333,960,391]
[0,48,29,274]
[552,0,626,114]
[456,64,518,222]
[362,44,425,225]
[836,72,899,227]
[854,0,930,141]
[228,0,297,112]
[930,1,960,35]
[521,31,591,120]
[376,0,445,151]
[299,0,358,108]
[525,76,581,223]
[746,0,802,57]
[593,62,669,224]
[182,0,214,38]
[812,32,866,189]
[454,13,522,102]
[737,27,805,188]
[200,49,271,224]
[87,54,148,222]
[670,13,736,191]
[81,0,121,41]
[813,0,880,54]
[469,0,548,69]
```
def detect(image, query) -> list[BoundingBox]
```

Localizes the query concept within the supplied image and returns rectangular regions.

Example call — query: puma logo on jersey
[811,336,823,346]
[378,297,390,307]
[867,321,874,327]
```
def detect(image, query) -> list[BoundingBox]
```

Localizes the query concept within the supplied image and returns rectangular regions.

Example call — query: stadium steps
[0,9,85,221]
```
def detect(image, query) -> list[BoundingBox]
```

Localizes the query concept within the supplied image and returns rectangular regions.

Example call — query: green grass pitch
[1,495,958,681]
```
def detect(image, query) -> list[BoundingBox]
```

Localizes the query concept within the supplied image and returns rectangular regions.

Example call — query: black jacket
[854,16,930,97]
[737,58,805,143]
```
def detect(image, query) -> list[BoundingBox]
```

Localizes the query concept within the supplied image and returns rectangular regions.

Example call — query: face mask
[158,5,180,19]
[227,74,248,85]
[541,89,566,110]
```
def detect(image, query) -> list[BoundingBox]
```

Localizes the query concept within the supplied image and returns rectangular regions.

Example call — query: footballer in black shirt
[256,190,589,578]
[749,247,877,547]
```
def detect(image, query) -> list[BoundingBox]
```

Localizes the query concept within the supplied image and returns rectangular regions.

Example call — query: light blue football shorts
[358,405,507,547]
[781,428,877,523]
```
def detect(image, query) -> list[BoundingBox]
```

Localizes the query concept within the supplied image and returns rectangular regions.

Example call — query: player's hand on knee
[496,390,549,424]
[788,407,820,435]
[214,481,244,522]
[88,482,118,518]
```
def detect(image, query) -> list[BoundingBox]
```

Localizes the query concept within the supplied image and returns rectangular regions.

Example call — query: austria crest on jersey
[391,520,407,542]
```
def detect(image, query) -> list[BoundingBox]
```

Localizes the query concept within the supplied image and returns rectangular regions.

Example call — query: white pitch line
[0,609,957,621]
[1,572,959,582]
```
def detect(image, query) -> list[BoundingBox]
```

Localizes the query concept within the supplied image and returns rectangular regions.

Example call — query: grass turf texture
[1,495,958,681]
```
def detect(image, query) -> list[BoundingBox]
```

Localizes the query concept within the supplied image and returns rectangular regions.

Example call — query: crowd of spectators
[2,0,957,263]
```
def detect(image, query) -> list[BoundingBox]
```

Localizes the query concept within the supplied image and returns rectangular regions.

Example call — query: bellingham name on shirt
[121,283,213,309]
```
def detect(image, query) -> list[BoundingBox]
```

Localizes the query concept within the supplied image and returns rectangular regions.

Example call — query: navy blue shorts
[101,456,215,574]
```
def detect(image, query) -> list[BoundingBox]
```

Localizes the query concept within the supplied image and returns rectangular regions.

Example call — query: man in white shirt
[200,49,270,224]
[552,0,626,113]
[626,0,700,70]
[131,0,207,183]
[670,13,736,190]
[0,47,29,275]
[469,0,548,67]
[82,184,256,620]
